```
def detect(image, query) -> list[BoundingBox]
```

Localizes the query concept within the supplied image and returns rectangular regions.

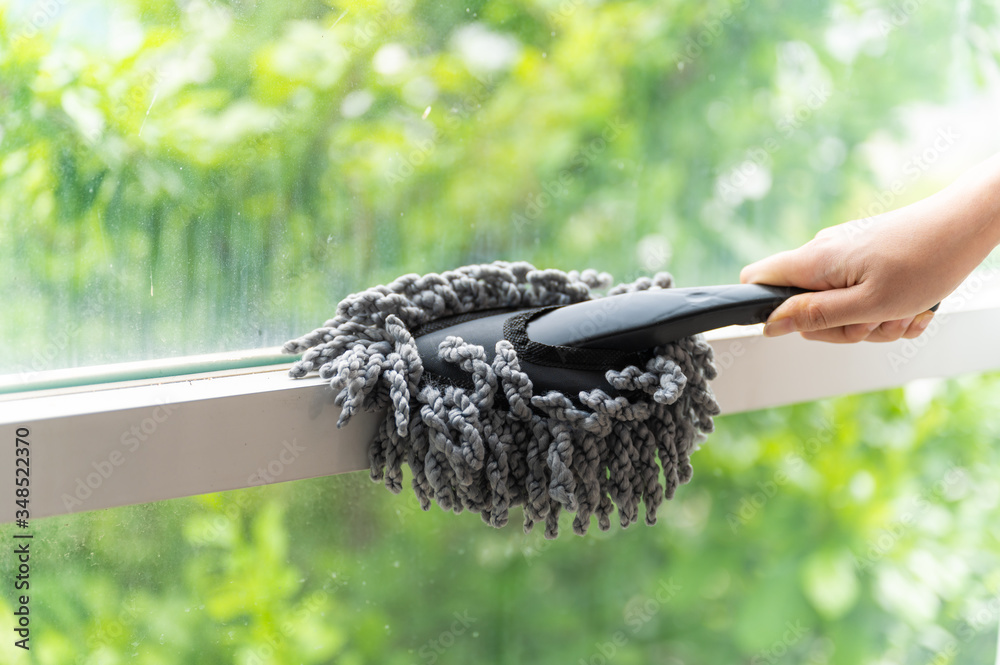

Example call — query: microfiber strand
[284,261,719,538]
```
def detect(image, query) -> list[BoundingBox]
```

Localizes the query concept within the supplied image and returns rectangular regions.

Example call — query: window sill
[3,275,1000,521]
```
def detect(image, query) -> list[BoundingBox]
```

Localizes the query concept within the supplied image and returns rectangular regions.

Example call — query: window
[3,1,1000,663]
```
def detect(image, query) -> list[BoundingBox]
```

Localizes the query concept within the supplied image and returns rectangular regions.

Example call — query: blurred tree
[2,0,1000,663]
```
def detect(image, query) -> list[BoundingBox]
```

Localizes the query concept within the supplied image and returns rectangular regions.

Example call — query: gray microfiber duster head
[284,262,720,538]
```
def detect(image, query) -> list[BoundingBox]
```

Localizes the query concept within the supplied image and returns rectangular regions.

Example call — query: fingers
[902,310,935,338]
[789,311,936,344]
[741,224,943,344]
[798,322,879,344]
[865,316,915,342]
[762,287,872,336]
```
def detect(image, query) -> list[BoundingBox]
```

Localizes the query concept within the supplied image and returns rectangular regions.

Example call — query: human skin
[740,153,1000,343]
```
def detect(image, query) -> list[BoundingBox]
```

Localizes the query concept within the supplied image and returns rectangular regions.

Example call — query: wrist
[952,153,1000,250]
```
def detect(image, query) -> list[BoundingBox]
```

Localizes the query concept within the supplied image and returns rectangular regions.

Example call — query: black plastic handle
[526,284,805,351]
[412,284,941,396]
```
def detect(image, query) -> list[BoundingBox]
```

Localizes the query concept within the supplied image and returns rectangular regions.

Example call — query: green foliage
[3,0,997,370]
[4,376,1000,664]
[3,0,1000,662]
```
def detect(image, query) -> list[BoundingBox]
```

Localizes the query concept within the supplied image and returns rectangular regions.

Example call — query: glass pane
[4,378,1000,663]
[2,0,998,376]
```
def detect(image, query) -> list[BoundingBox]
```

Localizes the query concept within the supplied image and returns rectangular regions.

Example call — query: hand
[740,154,1000,343]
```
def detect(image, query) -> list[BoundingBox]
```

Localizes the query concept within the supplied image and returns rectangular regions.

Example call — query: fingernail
[900,317,915,330]
[913,311,934,332]
[763,318,795,337]
[865,322,880,333]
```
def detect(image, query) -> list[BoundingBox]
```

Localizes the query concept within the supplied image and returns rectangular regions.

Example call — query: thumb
[762,286,872,337]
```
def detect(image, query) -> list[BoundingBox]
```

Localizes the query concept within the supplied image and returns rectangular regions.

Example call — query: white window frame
[2,273,1000,522]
